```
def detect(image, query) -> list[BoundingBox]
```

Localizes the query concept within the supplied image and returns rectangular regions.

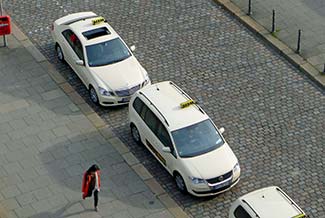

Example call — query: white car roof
[239,186,305,218]
[139,81,209,131]
[54,12,120,46]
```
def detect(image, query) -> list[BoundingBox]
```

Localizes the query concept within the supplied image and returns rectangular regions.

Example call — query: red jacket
[82,170,101,199]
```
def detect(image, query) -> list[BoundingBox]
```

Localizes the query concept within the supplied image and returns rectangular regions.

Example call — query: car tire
[131,124,142,145]
[89,86,99,105]
[55,44,64,62]
[174,172,187,194]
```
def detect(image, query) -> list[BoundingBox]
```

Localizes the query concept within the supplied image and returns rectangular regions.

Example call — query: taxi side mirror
[162,146,171,153]
[130,45,136,52]
[76,60,84,66]
[219,127,225,134]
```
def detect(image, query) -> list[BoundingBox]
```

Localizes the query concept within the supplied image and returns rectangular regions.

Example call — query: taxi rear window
[82,27,110,40]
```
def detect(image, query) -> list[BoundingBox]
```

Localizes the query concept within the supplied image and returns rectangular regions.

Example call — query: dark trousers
[94,190,99,207]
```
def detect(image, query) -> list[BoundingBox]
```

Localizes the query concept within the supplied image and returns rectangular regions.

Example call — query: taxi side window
[140,104,148,120]
[234,206,252,218]
[133,97,144,114]
[144,109,159,134]
[156,123,172,148]
[62,29,84,61]
[132,97,148,121]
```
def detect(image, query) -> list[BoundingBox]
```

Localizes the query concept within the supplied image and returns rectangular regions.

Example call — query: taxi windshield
[172,119,224,158]
[86,38,131,67]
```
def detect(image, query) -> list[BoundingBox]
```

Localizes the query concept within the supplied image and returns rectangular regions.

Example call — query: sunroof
[82,27,111,40]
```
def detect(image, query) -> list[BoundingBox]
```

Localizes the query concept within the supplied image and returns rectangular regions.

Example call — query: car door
[61,29,75,67]
[155,122,177,173]
[137,104,166,168]
[61,30,89,86]
[141,107,175,173]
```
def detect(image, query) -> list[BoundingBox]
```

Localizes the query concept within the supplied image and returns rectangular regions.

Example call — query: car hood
[182,143,238,179]
[89,56,145,90]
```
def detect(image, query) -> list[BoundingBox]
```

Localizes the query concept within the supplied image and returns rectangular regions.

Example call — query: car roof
[55,12,120,46]
[139,81,209,131]
[239,186,305,218]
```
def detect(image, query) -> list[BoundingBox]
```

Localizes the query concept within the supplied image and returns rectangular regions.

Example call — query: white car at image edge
[51,11,151,106]
[229,186,307,218]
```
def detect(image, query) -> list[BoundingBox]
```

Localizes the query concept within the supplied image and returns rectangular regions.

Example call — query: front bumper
[187,172,240,197]
[98,81,151,106]
[98,94,131,106]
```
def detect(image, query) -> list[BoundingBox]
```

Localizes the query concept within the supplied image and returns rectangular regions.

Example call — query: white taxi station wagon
[51,12,151,106]
[228,186,307,218]
[128,81,240,196]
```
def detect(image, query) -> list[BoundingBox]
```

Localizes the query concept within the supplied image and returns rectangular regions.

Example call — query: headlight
[189,176,206,185]
[98,87,113,96]
[233,162,240,174]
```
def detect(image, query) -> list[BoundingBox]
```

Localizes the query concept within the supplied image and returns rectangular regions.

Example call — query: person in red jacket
[82,164,101,211]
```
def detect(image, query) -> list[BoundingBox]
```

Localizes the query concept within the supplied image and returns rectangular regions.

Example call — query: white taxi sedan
[51,12,151,106]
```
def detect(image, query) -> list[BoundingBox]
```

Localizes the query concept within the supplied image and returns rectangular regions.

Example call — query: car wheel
[131,124,142,145]
[174,173,187,194]
[55,44,64,62]
[89,86,99,105]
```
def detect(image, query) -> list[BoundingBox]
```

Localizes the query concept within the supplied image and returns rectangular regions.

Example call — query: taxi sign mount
[180,99,195,108]
[292,214,306,218]
[92,17,105,25]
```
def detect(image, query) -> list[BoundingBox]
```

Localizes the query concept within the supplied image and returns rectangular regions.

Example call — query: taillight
[51,23,54,31]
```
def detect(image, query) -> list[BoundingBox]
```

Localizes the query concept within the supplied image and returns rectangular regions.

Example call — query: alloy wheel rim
[57,47,63,60]
[176,175,185,191]
[90,88,98,103]
[132,126,140,142]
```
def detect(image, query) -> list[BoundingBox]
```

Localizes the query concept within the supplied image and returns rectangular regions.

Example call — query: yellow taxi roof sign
[92,17,105,25]
[180,99,195,109]
[292,214,306,218]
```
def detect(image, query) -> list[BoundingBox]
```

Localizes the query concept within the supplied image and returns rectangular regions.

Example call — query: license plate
[212,180,230,190]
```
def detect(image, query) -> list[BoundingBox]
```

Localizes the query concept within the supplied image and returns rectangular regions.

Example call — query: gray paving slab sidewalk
[231,0,325,72]
[0,34,180,218]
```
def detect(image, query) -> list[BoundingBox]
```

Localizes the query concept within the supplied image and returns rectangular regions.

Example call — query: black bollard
[296,29,301,54]
[248,0,252,15]
[272,10,276,33]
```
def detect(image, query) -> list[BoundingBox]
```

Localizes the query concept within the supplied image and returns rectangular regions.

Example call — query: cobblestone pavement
[230,0,325,72]
[3,0,325,217]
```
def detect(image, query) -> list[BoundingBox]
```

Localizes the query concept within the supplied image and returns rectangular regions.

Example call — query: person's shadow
[30,200,94,218]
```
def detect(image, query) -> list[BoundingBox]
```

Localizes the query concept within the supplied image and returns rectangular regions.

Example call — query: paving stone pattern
[3,0,325,217]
